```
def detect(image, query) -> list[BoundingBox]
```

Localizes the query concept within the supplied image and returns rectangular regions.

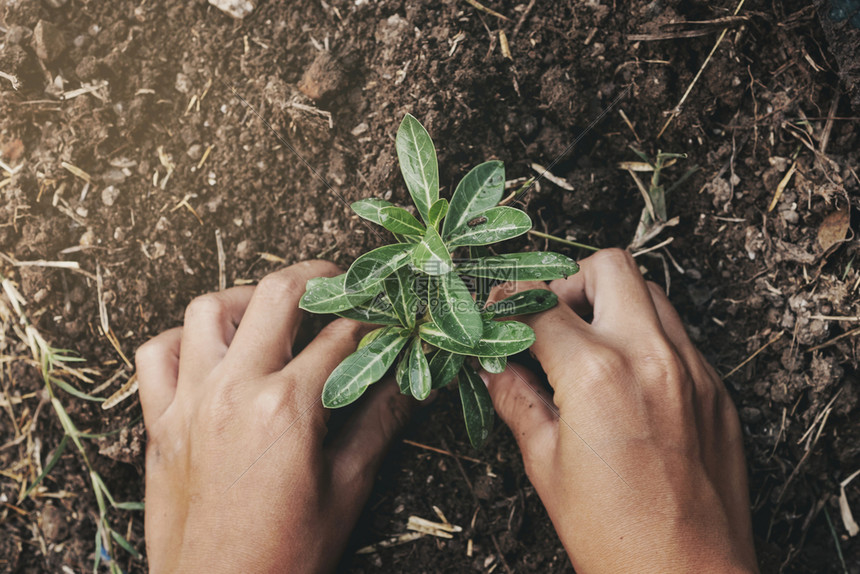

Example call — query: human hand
[482,249,758,573]
[136,261,415,573]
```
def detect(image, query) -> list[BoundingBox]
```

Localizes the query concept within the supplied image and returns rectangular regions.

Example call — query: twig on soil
[618,109,641,143]
[530,162,573,191]
[12,260,80,270]
[60,81,109,102]
[60,161,91,184]
[355,532,426,554]
[401,439,483,464]
[441,437,514,574]
[767,161,797,212]
[215,229,227,291]
[839,469,860,538]
[0,70,20,90]
[462,0,510,22]
[657,0,748,138]
[806,327,860,353]
[631,237,674,258]
[723,330,784,379]
[777,389,844,504]
[101,373,138,411]
[511,0,536,40]
[197,144,214,170]
[820,91,840,155]
[498,29,512,60]
[527,230,599,252]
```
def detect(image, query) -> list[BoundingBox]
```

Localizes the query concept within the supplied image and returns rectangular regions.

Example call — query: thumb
[327,378,416,492]
[481,362,557,468]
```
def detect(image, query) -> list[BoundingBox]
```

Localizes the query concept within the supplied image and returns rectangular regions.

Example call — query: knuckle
[582,346,629,384]
[185,293,229,323]
[134,338,161,365]
[322,317,365,343]
[635,341,686,387]
[304,259,343,277]
[594,247,635,269]
[256,272,303,299]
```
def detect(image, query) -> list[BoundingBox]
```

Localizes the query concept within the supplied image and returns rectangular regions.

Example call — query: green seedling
[300,114,579,448]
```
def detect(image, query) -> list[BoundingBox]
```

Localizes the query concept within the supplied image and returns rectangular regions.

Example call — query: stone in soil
[32,20,66,63]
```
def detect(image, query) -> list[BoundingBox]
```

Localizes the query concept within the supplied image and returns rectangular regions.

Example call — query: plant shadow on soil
[0,0,858,572]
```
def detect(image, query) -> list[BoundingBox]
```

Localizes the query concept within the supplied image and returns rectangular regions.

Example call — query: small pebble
[79,229,96,246]
[187,144,203,161]
[351,122,369,136]
[6,25,32,45]
[102,169,126,185]
[208,0,256,19]
[175,72,191,94]
[32,20,67,63]
[780,209,799,225]
[101,185,120,206]
[235,239,254,260]
[739,406,762,424]
[43,0,69,7]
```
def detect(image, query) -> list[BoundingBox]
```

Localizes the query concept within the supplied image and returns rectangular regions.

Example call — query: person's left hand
[136,260,414,573]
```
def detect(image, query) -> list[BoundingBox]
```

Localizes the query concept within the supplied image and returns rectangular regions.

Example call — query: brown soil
[1,1,858,572]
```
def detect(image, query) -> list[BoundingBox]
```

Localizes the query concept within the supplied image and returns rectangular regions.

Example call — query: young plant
[299,114,579,448]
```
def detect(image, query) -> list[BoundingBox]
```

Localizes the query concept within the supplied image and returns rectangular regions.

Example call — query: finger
[645,282,717,389]
[226,260,342,375]
[549,248,661,334]
[481,362,557,469]
[276,318,367,405]
[327,378,415,493]
[178,287,255,383]
[136,327,182,427]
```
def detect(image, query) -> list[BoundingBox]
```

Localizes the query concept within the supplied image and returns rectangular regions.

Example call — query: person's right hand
[481,249,758,574]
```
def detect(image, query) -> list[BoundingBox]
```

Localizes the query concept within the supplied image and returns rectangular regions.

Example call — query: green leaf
[446,206,531,247]
[395,354,410,394]
[429,272,483,346]
[322,330,410,408]
[345,243,414,293]
[50,377,105,402]
[114,501,145,511]
[300,274,377,314]
[459,363,495,448]
[469,246,492,310]
[396,114,439,223]
[419,320,535,357]
[384,267,419,327]
[428,198,449,229]
[358,326,391,350]
[23,435,69,499]
[479,355,507,374]
[336,293,402,325]
[442,160,505,238]
[110,529,141,559]
[405,337,432,400]
[428,350,465,389]
[411,225,453,275]
[351,198,395,225]
[379,206,426,236]
[483,289,558,319]
[457,252,579,281]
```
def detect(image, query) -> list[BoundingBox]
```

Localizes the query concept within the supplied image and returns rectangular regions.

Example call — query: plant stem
[528,230,600,252]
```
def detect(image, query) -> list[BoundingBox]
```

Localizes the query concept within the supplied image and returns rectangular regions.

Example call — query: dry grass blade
[724,330,784,378]
[657,0,748,138]
[462,0,510,21]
